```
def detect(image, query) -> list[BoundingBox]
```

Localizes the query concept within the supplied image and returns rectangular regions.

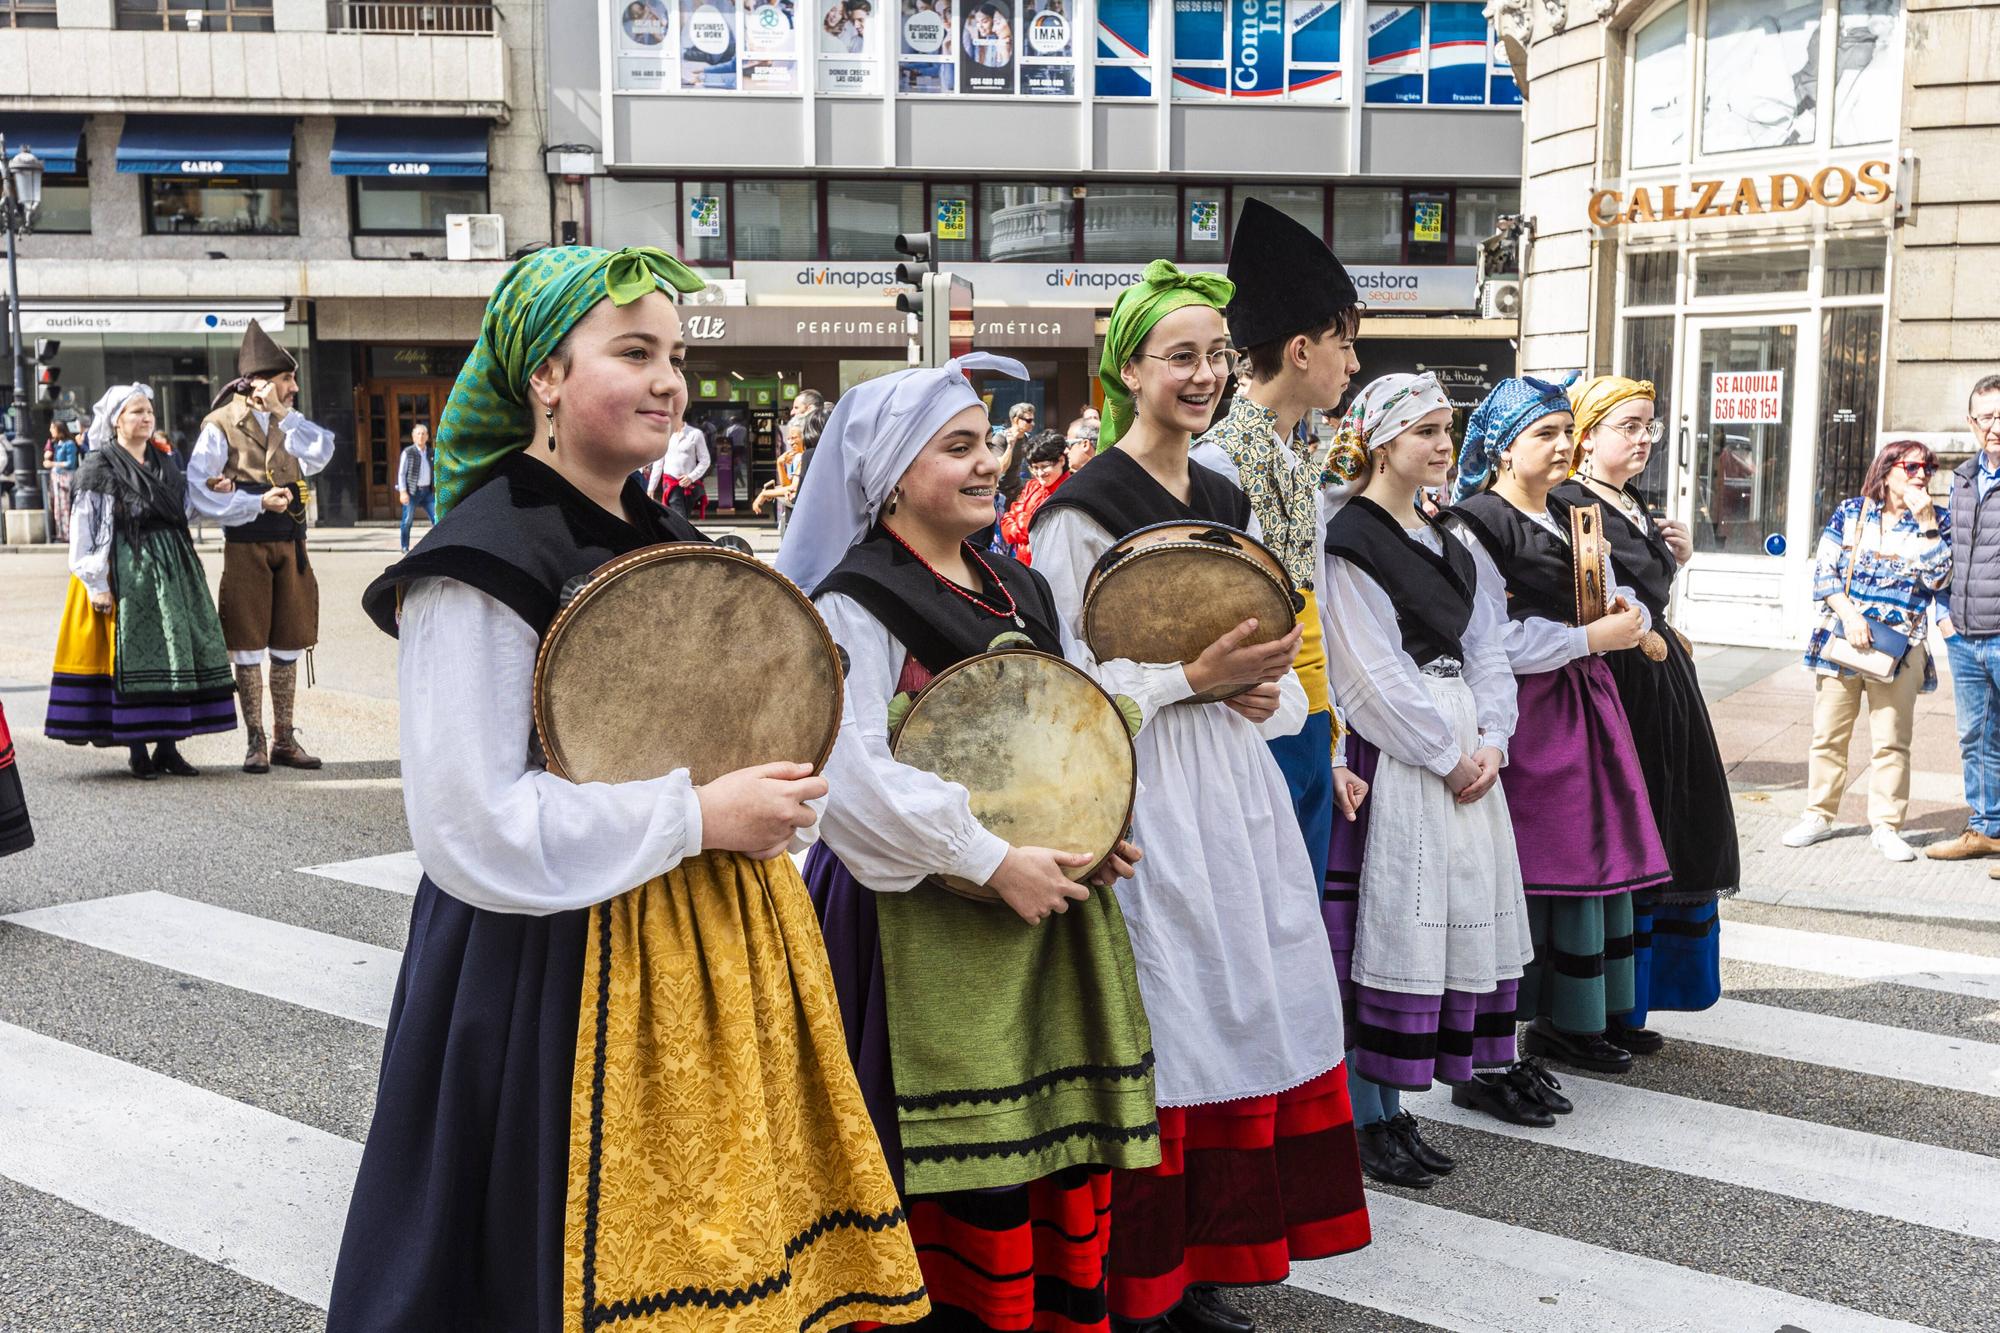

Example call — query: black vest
[1323,495,1477,667]
[816,526,1064,676]
[1948,459,2000,637]
[1449,491,1581,626]
[361,451,707,638]
[1552,479,1679,620]
[1030,444,1253,542]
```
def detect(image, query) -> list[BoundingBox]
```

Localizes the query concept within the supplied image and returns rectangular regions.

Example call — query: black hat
[237,320,297,380]
[1224,198,1360,350]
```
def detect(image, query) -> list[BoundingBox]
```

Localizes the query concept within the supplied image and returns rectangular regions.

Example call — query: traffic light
[892,232,974,367]
[33,339,60,406]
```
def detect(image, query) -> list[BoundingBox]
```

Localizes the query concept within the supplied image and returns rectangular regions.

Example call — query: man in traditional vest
[185,321,337,773]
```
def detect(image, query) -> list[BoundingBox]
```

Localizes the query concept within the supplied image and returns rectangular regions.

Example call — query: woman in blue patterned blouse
[1783,440,1951,861]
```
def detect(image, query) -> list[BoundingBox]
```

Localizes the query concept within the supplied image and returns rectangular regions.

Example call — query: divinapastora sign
[1588,161,1894,228]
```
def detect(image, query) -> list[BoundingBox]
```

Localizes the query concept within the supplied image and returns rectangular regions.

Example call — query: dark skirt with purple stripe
[44,672,236,747]
[1506,659,1671,897]
[1324,737,1518,1090]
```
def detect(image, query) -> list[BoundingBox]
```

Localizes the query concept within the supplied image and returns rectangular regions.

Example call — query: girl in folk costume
[331,247,926,1333]
[45,384,240,778]
[1444,376,1674,1095]
[776,354,1158,1333]
[1031,263,1369,1333]
[1319,373,1533,1188]
[1554,376,1735,1047]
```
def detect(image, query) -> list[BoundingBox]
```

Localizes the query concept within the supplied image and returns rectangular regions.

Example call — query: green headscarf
[1096,259,1236,452]
[434,245,707,518]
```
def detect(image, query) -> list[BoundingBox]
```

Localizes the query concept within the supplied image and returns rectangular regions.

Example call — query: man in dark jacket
[1930,374,2000,860]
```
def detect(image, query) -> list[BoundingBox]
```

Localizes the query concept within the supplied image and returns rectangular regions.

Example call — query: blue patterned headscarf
[1452,372,1580,503]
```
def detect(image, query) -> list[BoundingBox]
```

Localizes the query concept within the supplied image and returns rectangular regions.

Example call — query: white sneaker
[1871,825,1917,862]
[1781,813,1834,848]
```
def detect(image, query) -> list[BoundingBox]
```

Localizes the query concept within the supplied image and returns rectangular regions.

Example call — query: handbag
[1821,509,1911,684]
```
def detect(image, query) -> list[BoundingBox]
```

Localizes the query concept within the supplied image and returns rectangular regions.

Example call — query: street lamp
[2,138,45,517]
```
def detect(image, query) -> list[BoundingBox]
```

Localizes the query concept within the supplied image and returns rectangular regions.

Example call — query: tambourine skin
[533,543,844,787]
[890,648,1138,904]
[1081,521,1301,704]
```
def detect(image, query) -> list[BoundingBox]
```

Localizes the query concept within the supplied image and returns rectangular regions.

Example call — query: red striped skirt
[1106,1064,1371,1322]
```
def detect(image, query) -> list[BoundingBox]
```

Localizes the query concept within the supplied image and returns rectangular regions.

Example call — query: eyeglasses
[1973,412,2000,430]
[1602,417,1666,444]
[1895,458,1932,476]
[1138,347,1241,380]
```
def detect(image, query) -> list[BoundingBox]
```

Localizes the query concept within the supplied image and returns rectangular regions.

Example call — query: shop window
[1082,184,1178,262]
[1628,1,1687,169]
[0,0,56,26]
[1701,0,1819,155]
[880,0,1080,96]
[1625,251,1678,306]
[32,174,90,234]
[1814,304,1884,510]
[682,180,731,264]
[1231,186,1325,246]
[351,177,491,235]
[117,0,274,29]
[1823,236,1886,297]
[1452,187,1517,266]
[733,180,819,260]
[1405,188,1449,264]
[981,183,1073,261]
[144,175,299,236]
[1832,0,1899,147]
[828,180,925,259]
[1095,0,1153,96]
[1183,188,1225,262]
[1363,2,1512,106]
[930,182,976,261]
[1332,186,1402,264]
[1619,315,1676,510]
[1692,248,1809,298]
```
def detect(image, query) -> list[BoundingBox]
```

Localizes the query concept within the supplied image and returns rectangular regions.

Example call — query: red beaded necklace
[883,524,1025,627]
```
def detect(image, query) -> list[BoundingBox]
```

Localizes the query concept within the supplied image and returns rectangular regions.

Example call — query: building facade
[0,0,548,524]
[1509,0,1995,647]
[547,0,1529,511]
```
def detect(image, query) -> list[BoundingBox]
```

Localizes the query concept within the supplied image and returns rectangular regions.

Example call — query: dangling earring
[544,406,557,453]
[1375,454,1388,477]
[885,487,900,517]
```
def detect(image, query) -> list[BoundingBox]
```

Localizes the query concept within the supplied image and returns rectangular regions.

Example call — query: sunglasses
[1894,458,1932,476]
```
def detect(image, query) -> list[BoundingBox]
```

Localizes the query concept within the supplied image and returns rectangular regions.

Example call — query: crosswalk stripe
[1650,997,2000,1098]
[2,892,398,1029]
[1721,919,2000,1001]
[1288,1190,1943,1333]
[1410,1073,2000,1242]
[296,850,422,897]
[0,1020,358,1311]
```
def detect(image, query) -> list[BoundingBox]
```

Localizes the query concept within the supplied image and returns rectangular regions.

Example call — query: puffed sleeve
[278,411,337,477]
[67,492,115,595]
[1459,539,1520,760]
[184,422,268,526]
[399,577,706,915]
[1321,551,1463,776]
[1452,529,1589,675]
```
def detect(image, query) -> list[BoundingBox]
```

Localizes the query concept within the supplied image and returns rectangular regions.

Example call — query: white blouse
[185,410,338,526]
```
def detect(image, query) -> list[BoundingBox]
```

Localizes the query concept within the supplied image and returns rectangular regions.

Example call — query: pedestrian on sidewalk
[1783,441,1949,861]
[1929,375,2000,861]
[42,421,81,542]
[396,422,435,553]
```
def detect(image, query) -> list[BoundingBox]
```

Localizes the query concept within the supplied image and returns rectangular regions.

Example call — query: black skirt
[1599,630,1739,904]
[327,878,586,1333]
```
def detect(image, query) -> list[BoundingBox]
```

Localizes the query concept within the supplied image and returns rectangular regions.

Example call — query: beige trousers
[1805,643,1926,829]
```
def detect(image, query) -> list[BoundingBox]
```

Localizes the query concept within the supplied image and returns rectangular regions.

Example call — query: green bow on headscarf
[1096,259,1236,452]
[434,245,707,518]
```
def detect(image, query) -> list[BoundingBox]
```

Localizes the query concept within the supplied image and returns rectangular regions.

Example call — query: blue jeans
[401,486,435,551]
[1946,633,2000,836]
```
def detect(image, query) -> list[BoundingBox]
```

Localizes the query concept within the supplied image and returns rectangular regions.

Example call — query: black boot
[1606,1016,1666,1055]
[152,740,198,777]
[1168,1286,1255,1333]
[1506,1057,1574,1116]
[1451,1071,1556,1128]
[1522,1016,1634,1073]
[127,744,158,781]
[1385,1110,1456,1175]
[1356,1120,1436,1187]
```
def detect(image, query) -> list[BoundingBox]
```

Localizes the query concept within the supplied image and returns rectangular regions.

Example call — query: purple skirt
[1507,658,1671,897]
[1324,736,1517,1089]
[800,841,905,1191]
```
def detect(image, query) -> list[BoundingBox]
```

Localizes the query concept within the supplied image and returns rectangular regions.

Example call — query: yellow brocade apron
[563,850,929,1333]
[53,577,115,678]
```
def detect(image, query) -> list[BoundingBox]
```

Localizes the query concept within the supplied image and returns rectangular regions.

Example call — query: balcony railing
[329,1,495,34]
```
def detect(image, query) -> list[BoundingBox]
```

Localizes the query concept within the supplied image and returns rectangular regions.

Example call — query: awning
[330,118,489,177]
[116,115,295,176]
[0,115,86,175]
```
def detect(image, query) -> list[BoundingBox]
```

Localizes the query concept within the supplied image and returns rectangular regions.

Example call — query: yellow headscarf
[1569,375,1656,442]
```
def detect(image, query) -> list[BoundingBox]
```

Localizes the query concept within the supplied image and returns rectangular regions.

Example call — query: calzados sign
[1588,161,1892,228]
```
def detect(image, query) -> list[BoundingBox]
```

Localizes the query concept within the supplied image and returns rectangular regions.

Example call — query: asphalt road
[2,543,1997,1333]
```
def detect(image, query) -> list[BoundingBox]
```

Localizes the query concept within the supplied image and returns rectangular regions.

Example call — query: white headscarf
[775,353,1028,593]
[85,383,155,451]
[1321,372,1453,514]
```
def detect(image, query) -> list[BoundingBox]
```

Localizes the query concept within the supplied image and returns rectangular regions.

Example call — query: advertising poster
[1230,0,1286,96]
[1020,0,1075,94]
[935,196,970,240]
[960,0,1017,93]
[1095,0,1152,95]
[679,0,739,88]
[614,0,676,90]
[899,0,956,92]
[1411,198,1443,243]
[1286,0,1341,99]
[1488,19,1520,104]
[1425,1,1486,104]
[742,0,801,90]
[1170,0,1228,97]
[1188,198,1222,242]
[817,0,880,91]
[1364,2,1421,103]
[688,194,724,238]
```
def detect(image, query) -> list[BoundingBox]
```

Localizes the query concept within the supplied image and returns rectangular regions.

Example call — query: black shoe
[1606,1017,1666,1055]
[1112,1320,1174,1333]
[1507,1057,1574,1116]
[1451,1073,1557,1128]
[152,741,198,777]
[1385,1110,1455,1175]
[1168,1286,1255,1333]
[127,745,158,781]
[1356,1120,1437,1188]
[1522,1017,1634,1074]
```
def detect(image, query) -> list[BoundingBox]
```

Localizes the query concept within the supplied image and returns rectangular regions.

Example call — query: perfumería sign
[1588,161,1893,228]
